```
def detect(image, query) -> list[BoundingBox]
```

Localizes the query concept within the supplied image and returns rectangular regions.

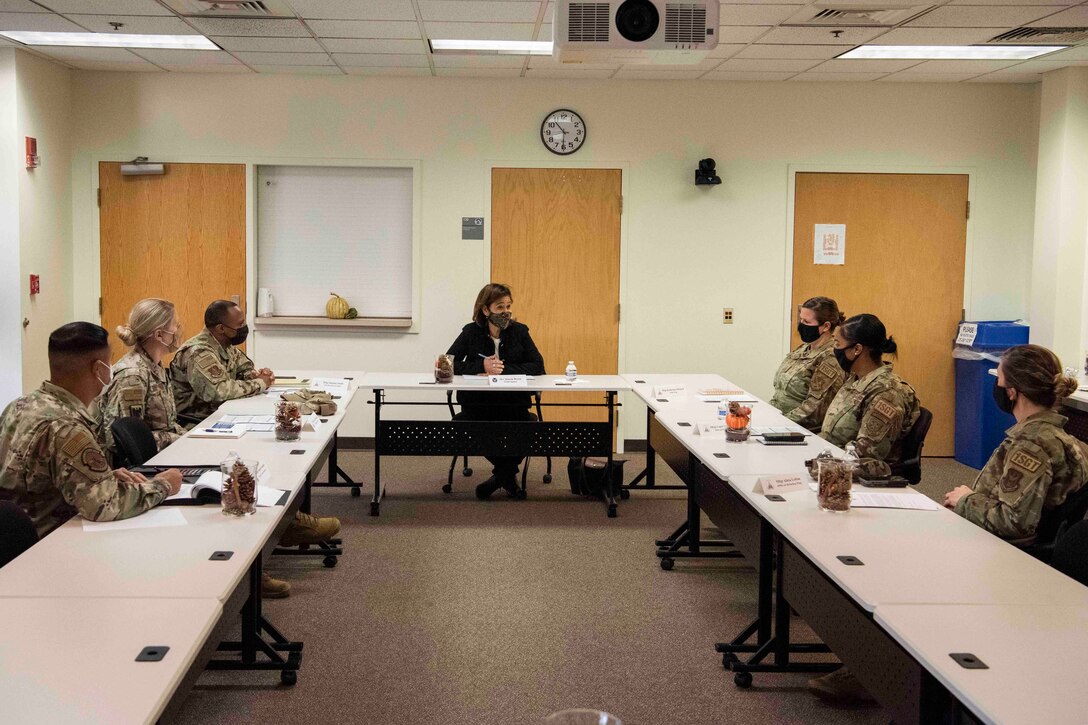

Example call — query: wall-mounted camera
[695,158,721,186]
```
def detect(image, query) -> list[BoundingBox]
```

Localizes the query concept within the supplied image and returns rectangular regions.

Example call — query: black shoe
[475,476,502,500]
[500,478,523,499]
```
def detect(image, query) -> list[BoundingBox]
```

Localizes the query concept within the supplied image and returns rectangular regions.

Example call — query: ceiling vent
[783,3,935,27]
[161,0,295,17]
[988,27,1088,45]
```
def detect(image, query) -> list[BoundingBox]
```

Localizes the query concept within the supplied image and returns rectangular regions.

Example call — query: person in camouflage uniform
[170,300,274,422]
[770,296,847,431]
[0,323,182,537]
[945,344,1088,545]
[100,298,186,454]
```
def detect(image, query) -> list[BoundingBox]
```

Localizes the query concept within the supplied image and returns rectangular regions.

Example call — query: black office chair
[1061,406,1088,445]
[443,390,553,494]
[1024,483,1088,564]
[0,501,38,568]
[110,416,159,468]
[1051,518,1088,587]
[891,406,933,485]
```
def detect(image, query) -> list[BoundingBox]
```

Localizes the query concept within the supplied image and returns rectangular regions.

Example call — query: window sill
[253,316,412,330]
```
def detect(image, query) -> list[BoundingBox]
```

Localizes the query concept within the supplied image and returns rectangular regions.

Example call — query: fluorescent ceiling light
[430,39,553,56]
[0,31,217,50]
[839,45,1066,60]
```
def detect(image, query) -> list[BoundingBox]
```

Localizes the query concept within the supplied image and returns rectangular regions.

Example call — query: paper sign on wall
[955,323,978,346]
[814,224,846,265]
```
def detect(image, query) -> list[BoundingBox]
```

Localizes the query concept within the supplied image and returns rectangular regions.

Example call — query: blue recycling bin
[953,321,1030,469]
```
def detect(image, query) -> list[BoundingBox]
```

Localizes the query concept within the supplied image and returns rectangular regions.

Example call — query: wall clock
[540,109,586,155]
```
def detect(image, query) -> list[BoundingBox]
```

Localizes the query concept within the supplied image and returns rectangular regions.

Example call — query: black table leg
[371,388,383,516]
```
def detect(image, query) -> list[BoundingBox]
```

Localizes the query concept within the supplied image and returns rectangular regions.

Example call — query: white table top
[874,603,1088,725]
[360,372,631,392]
[0,505,279,601]
[0,597,222,725]
[621,373,750,412]
[726,474,1088,610]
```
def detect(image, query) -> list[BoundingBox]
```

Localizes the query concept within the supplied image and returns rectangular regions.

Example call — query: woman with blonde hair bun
[944,344,1088,545]
[100,298,186,453]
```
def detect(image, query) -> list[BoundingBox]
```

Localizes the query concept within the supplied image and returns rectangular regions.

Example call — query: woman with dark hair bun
[817,313,920,476]
[770,296,846,431]
[944,344,1088,544]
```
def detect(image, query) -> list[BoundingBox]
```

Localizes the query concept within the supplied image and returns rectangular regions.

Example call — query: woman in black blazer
[447,283,545,500]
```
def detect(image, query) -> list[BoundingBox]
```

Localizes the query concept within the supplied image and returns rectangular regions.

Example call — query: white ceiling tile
[62,15,198,34]
[947,0,1077,4]
[717,57,821,72]
[878,72,978,82]
[716,25,770,44]
[906,5,1067,27]
[966,71,1041,83]
[527,55,618,69]
[184,17,311,37]
[343,66,432,76]
[537,21,550,41]
[37,0,173,14]
[757,27,885,45]
[543,1,552,23]
[1028,5,1088,24]
[420,1,539,23]
[525,67,614,79]
[162,63,252,73]
[212,36,325,52]
[1006,58,1088,72]
[872,27,1013,44]
[813,58,925,73]
[611,69,703,79]
[305,19,421,38]
[253,65,343,74]
[899,59,1024,73]
[232,51,333,65]
[738,44,852,60]
[706,43,746,59]
[33,45,144,61]
[790,72,887,81]
[0,0,50,11]
[0,11,84,31]
[71,60,163,71]
[320,37,423,53]
[719,4,803,25]
[701,70,796,81]
[131,48,240,65]
[287,0,417,21]
[435,67,522,76]
[1033,45,1088,61]
[424,21,534,40]
[332,52,429,66]
[432,53,526,67]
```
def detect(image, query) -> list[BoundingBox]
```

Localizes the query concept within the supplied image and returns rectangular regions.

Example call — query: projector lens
[615,0,659,42]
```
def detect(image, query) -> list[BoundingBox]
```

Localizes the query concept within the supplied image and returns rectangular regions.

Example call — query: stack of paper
[217,414,275,432]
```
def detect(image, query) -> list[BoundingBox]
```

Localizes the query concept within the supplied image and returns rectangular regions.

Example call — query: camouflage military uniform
[100,346,185,453]
[819,364,920,475]
[770,340,845,432]
[0,382,173,537]
[170,329,267,422]
[956,410,1088,544]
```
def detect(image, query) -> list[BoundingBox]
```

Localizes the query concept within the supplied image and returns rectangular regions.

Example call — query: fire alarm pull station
[29,275,40,295]
[26,138,40,169]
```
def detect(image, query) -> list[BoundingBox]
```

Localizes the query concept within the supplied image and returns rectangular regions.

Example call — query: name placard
[754,475,806,495]
[302,413,323,432]
[694,422,726,436]
[653,384,686,398]
[489,375,528,388]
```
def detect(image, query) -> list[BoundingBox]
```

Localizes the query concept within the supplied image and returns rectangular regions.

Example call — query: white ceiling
[0,0,1086,82]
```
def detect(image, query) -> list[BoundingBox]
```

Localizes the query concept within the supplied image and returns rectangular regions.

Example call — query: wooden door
[792,172,968,456]
[491,168,622,422]
[99,162,246,363]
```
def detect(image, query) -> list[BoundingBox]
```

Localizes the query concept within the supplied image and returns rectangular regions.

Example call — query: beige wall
[17,50,72,392]
[0,49,20,404]
[66,72,1040,437]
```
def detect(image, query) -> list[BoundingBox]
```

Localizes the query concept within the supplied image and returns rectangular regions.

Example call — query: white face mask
[94,359,113,388]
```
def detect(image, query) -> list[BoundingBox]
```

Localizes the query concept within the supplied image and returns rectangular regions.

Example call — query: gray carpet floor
[172,454,980,725]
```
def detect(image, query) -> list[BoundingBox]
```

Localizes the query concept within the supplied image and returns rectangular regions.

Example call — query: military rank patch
[1009,449,1043,474]
[872,398,899,422]
[1001,468,1023,493]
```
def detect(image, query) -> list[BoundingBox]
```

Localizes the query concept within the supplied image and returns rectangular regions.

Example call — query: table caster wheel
[734,672,753,689]
[462,467,472,477]
[619,489,630,500]
[543,474,553,484]
[721,653,739,669]
[350,487,360,498]
[323,556,337,568]
[660,557,674,571]
[370,502,380,516]
[281,670,297,686]
[441,483,452,494]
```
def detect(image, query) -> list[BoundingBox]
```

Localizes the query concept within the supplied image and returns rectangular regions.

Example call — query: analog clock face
[541,109,586,155]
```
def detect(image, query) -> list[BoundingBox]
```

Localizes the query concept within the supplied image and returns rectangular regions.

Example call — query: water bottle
[718,399,730,420]
[565,360,577,381]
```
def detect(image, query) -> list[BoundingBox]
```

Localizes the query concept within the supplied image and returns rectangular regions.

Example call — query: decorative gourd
[325,292,349,319]
[725,401,751,430]
[345,307,358,320]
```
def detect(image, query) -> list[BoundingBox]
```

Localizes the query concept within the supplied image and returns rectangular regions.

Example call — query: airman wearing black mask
[770,296,846,432]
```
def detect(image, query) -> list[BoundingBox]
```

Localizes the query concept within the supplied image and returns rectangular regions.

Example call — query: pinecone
[231,460,256,504]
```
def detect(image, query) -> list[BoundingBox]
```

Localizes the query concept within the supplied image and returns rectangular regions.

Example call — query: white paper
[457,375,489,385]
[694,422,726,436]
[172,468,283,507]
[218,414,276,433]
[850,491,943,511]
[309,377,350,394]
[302,413,323,432]
[82,507,187,532]
[554,378,589,386]
[955,323,978,346]
[189,424,246,439]
[755,474,806,494]
[814,224,846,265]
[696,394,757,403]
[489,375,527,388]
[653,384,686,398]
[697,387,745,397]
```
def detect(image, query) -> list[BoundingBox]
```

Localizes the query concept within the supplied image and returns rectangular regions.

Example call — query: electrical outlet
[722,308,734,325]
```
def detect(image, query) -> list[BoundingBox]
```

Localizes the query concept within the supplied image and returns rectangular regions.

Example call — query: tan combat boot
[261,571,291,599]
[278,511,341,547]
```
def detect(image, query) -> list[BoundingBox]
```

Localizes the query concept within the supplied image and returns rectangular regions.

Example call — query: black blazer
[447,320,545,409]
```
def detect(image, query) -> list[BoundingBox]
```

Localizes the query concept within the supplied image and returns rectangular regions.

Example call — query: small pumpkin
[326,292,349,319]
[345,307,358,320]
[725,401,751,430]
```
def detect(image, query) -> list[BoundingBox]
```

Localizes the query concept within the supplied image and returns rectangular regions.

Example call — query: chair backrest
[891,406,933,484]
[109,416,159,468]
[0,500,38,568]
[1051,519,1088,587]
[1035,482,1088,550]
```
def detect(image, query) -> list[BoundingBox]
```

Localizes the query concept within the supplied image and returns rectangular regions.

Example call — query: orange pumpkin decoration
[726,401,751,430]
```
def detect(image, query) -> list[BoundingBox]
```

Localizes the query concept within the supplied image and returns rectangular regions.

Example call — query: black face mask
[225,324,249,346]
[833,346,854,373]
[797,322,822,344]
[992,380,1015,415]
[488,312,512,331]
